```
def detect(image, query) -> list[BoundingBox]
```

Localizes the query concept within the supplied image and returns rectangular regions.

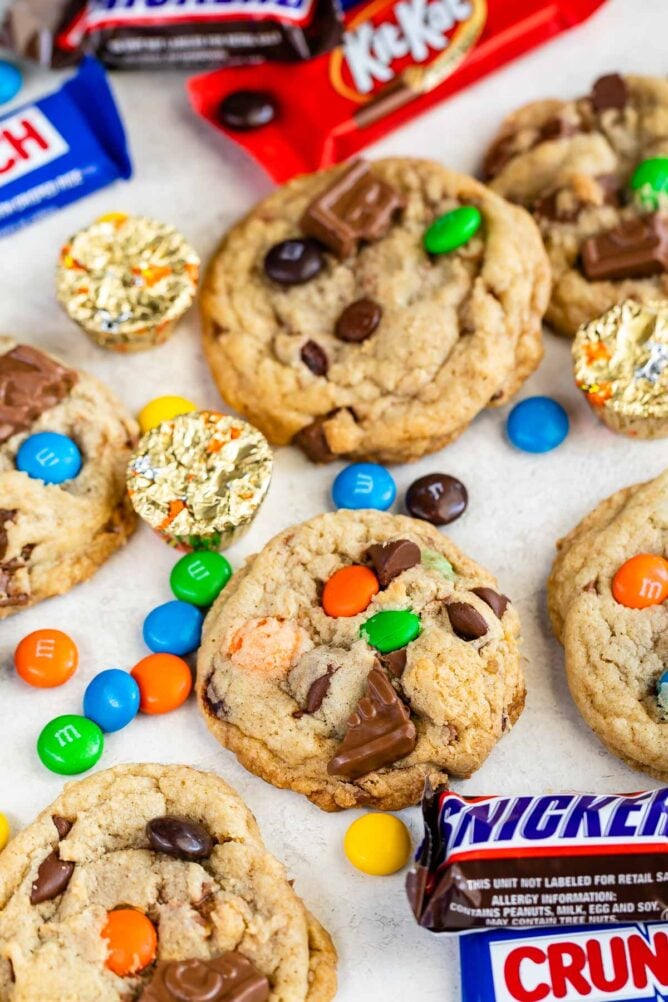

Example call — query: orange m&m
[14,629,78,688]
[612,553,668,609]
[102,908,157,976]
[131,653,192,714]
[322,565,379,618]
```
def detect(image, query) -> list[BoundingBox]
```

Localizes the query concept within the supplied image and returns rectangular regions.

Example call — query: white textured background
[1,1,667,998]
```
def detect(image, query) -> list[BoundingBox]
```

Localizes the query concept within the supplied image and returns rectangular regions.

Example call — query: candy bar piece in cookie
[548,468,668,779]
[0,764,337,1001]
[197,510,523,812]
[0,338,137,618]
[200,157,550,464]
[484,74,668,336]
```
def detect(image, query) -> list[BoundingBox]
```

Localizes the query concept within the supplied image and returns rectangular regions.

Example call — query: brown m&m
[335,298,382,342]
[406,474,468,525]
[146,816,213,861]
[263,238,325,285]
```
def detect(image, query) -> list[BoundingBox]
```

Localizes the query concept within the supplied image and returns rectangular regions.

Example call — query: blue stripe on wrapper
[0,57,131,236]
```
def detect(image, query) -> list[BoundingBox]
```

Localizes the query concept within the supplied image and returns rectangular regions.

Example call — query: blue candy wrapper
[0,57,131,236]
[460,924,668,1002]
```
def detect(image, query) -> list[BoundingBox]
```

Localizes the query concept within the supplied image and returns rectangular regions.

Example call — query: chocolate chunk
[305,668,336,714]
[366,539,420,588]
[51,815,73,840]
[539,117,577,142]
[447,602,488,640]
[0,344,77,445]
[30,851,74,904]
[483,119,576,181]
[139,953,270,1002]
[406,474,468,525]
[327,668,416,779]
[591,73,628,112]
[380,648,408,678]
[471,587,509,620]
[293,415,337,462]
[0,509,16,561]
[301,160,405,259]
[217,90,276,131]
[581,213,668,281]
[146,816,214,861]
[335,298,382,342]
[263,238,325,286]
[300,340,328,376]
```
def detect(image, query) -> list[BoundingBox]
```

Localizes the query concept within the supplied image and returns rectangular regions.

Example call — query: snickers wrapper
[188,0,610,182]
[407,786,668,933]
[459,925,668,1002]
[0,57,131,237]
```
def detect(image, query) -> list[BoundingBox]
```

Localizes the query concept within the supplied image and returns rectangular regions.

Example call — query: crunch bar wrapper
[407,785,668,933]
[0,57,131,237]
[188,0,610,182]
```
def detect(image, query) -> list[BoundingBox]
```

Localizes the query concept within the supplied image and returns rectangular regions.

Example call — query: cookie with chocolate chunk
[0,338,137,618]
[484,74,668,336]
[200,157,550,464]
[197,510,523,812]
[0,764,336,1001]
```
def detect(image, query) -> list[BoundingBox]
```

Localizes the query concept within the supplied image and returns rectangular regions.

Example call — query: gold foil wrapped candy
[127,412,272,550]
[573,299,668,438]
[56,213,199,352]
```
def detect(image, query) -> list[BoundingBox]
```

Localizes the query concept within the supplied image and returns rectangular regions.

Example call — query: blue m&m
[17,432,82,484]
[0,61,22,106]
[143,600,203,656]
[332,463,396,511]
[83,669,140,733]
[506,397,569,454]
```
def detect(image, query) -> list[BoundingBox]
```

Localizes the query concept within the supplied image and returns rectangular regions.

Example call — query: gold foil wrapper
[573,299,668,438]
[56,213,199,352]
[127,411,272,550]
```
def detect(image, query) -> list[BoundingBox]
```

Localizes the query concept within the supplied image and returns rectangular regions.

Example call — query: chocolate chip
[30,851,74,904]
[591,73,628,112]
[335,298,382,342]
[471,587,509,620]
[264,238,325,286]
[380,648,407,678]
[447,602,488,640]
[293,416,336,462]
[146,816,213,861]
[51,815,73,840]
[305,668,335,714]
[0,509,16,561]
[366,539,420,588]
[406,474,468,525]
[300,340,328,376]
[217,90,276,131]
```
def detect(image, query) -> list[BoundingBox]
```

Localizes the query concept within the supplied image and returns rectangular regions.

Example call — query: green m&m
[37,715,104,775]
[630,157,668,210]
[170,551,232,606]
[360,610,421,654]
[421,548,456,582]
[423,206,482,255]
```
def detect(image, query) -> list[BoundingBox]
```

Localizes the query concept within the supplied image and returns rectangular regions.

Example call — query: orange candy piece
[612,553,668,609]
[14,629,78,688]
[102,908,157,976]
[322,565,379,618]
[131,653,192,714]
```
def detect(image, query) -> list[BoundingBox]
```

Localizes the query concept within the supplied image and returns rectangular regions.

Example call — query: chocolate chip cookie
[548,468,668,778]
[200,157,550,464]
[0,338,137,617]
[0,764,337,1001]
[484,74,668,336]
[197,510,523,812]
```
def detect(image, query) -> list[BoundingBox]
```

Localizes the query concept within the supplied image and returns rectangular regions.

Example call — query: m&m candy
[630,157,668,211]
[506,396,569,453]
[0,61,22,106]
[332,463,396,511]
[361,610,421,653]
[131,653,192,714]
[322,566,379,618]
[0,813,9,852]
[143,600,203,656]
[37,715,104,775]
[17,431,82,484]
[657,669,668,716]
[83,670,141,733]
[102,908,157,975]
[344,813,411,875]
[423,206,481,255]
[612,553,668,609]
[138,396,197,434]
[14,629,78,688]
[170,551,232,606]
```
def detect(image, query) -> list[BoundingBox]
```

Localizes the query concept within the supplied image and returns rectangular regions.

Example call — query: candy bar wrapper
[459,925,668,1002]
[0,57,131,237]
[407,785,668,933]
[1,0,342,69]
[188,0,610,182]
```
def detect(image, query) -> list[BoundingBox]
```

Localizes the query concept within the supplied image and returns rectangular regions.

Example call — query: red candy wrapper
[188,0,610,182]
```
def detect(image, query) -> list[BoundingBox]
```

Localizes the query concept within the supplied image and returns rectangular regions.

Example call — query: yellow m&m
[0,813,10,852]
[138,396,197,434]
[344,813,411,876]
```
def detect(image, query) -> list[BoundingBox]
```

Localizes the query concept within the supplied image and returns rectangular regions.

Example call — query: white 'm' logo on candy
[35,639,56,659]
[54,724,81,748]
[0,108,69,190]
[35,449,60,468]
[187,560,210,581]
[639,577,663,601]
